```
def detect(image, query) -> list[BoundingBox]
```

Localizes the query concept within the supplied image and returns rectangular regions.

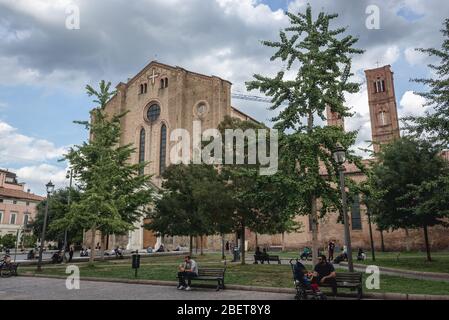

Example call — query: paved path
[0,277,294,300]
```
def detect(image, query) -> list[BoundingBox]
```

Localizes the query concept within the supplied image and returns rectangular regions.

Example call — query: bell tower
[365,65,400,153]
[326,105,345,130]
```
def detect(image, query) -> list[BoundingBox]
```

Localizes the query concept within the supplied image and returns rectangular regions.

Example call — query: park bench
[254,255,281,264]
[181,267,226,291]
[269,246,283,252]
[321,272,363,299]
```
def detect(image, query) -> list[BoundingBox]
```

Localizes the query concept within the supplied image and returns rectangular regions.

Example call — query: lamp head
[46,181,55,194]
[333,143,347,165]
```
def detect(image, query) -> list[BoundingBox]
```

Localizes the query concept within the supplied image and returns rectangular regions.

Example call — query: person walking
[328,240,335,262]
[68,245,74,262]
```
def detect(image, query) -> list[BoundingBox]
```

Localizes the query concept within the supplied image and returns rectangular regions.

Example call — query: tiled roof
[319,159,374,176]
[0,187,45,202]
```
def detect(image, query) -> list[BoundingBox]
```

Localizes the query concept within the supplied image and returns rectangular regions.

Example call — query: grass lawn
[272,250,449,274]
[20,253,449,296]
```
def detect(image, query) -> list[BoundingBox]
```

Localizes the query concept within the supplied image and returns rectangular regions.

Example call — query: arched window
[139,128,146,175]
[144,83,148,93]
[160,124,167,175]
[164,78,168,88]
[160,79,165,89]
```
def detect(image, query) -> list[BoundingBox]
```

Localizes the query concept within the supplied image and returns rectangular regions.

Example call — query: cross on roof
[148,69,159,85]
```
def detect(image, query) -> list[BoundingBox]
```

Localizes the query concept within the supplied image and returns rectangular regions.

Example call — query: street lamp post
[37,181,55,272]
[62,170,73,262]
[333,143,354,273]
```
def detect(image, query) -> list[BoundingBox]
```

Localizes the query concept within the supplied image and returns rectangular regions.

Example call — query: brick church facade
[87,61,449,252]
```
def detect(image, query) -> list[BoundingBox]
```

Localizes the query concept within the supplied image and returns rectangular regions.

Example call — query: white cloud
[405,47,425,66]
[399,90,428,117]
[15,164,68,196]
[0,120,67,165]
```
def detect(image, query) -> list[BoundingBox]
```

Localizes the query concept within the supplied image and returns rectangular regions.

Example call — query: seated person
[313,255,337,296]
[2,254,12,266]
[114,247,123,258]
[260,248,269,263]
[300,247,311,260]
[146,247,154,254]
[357,248,366,261]
[156,244,165,253]
[254,246,263,264]
[27,250,35,260]
[51,251,63,264]
[177,256,198,291]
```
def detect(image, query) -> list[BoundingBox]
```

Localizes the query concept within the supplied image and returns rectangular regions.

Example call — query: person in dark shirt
[313,255,337,296]
[254,246,263,264]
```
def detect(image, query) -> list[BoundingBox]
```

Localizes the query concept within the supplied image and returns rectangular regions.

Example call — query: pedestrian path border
[20,273,449,300]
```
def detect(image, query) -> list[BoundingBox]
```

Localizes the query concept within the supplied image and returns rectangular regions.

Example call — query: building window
[160,124,167,175]
[160,79,165,89]
[10,212,17,225]
[374,79,385,93]
[144,83,148,93]
[139,128,146,176]
[0,199,3,203]
[351,194,362,230]
[160,78,168,89]
[13,200,17,205]
[23,214,29,227]
[0,211,3,224]
[147,104,161,123]
[164,78,168,88]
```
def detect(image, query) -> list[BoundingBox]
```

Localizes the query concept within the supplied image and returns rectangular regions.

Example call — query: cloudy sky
[0,0,447,194]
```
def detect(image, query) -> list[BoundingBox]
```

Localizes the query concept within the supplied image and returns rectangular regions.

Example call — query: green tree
[1,234,16,249]
[369,137,449,261]
[146,164,234,256]
[246,5,364,264]
[32,188,83,246]
[404,19,449,147]
[21,234,38,249]
[58,80,155,263]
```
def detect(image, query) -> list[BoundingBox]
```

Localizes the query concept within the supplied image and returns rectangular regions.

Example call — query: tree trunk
[221,233,225,260]
[282,232,286,252]
[89,227,96,264]
[423,225,432,262]
[307,112,319,266]
[106,234,110,251]
[200,235,204,256]
[100,233,106,261]
[405,228,411,252]
[189,235,193,256]
[241,222,246,265]
[255,233,258,248]
[195,236,198,254]
[311,195,319,266]
[367,209,376,262]
[380,230,385,252]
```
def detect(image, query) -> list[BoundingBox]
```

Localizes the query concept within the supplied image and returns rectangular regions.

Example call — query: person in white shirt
[177,256,198,291]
